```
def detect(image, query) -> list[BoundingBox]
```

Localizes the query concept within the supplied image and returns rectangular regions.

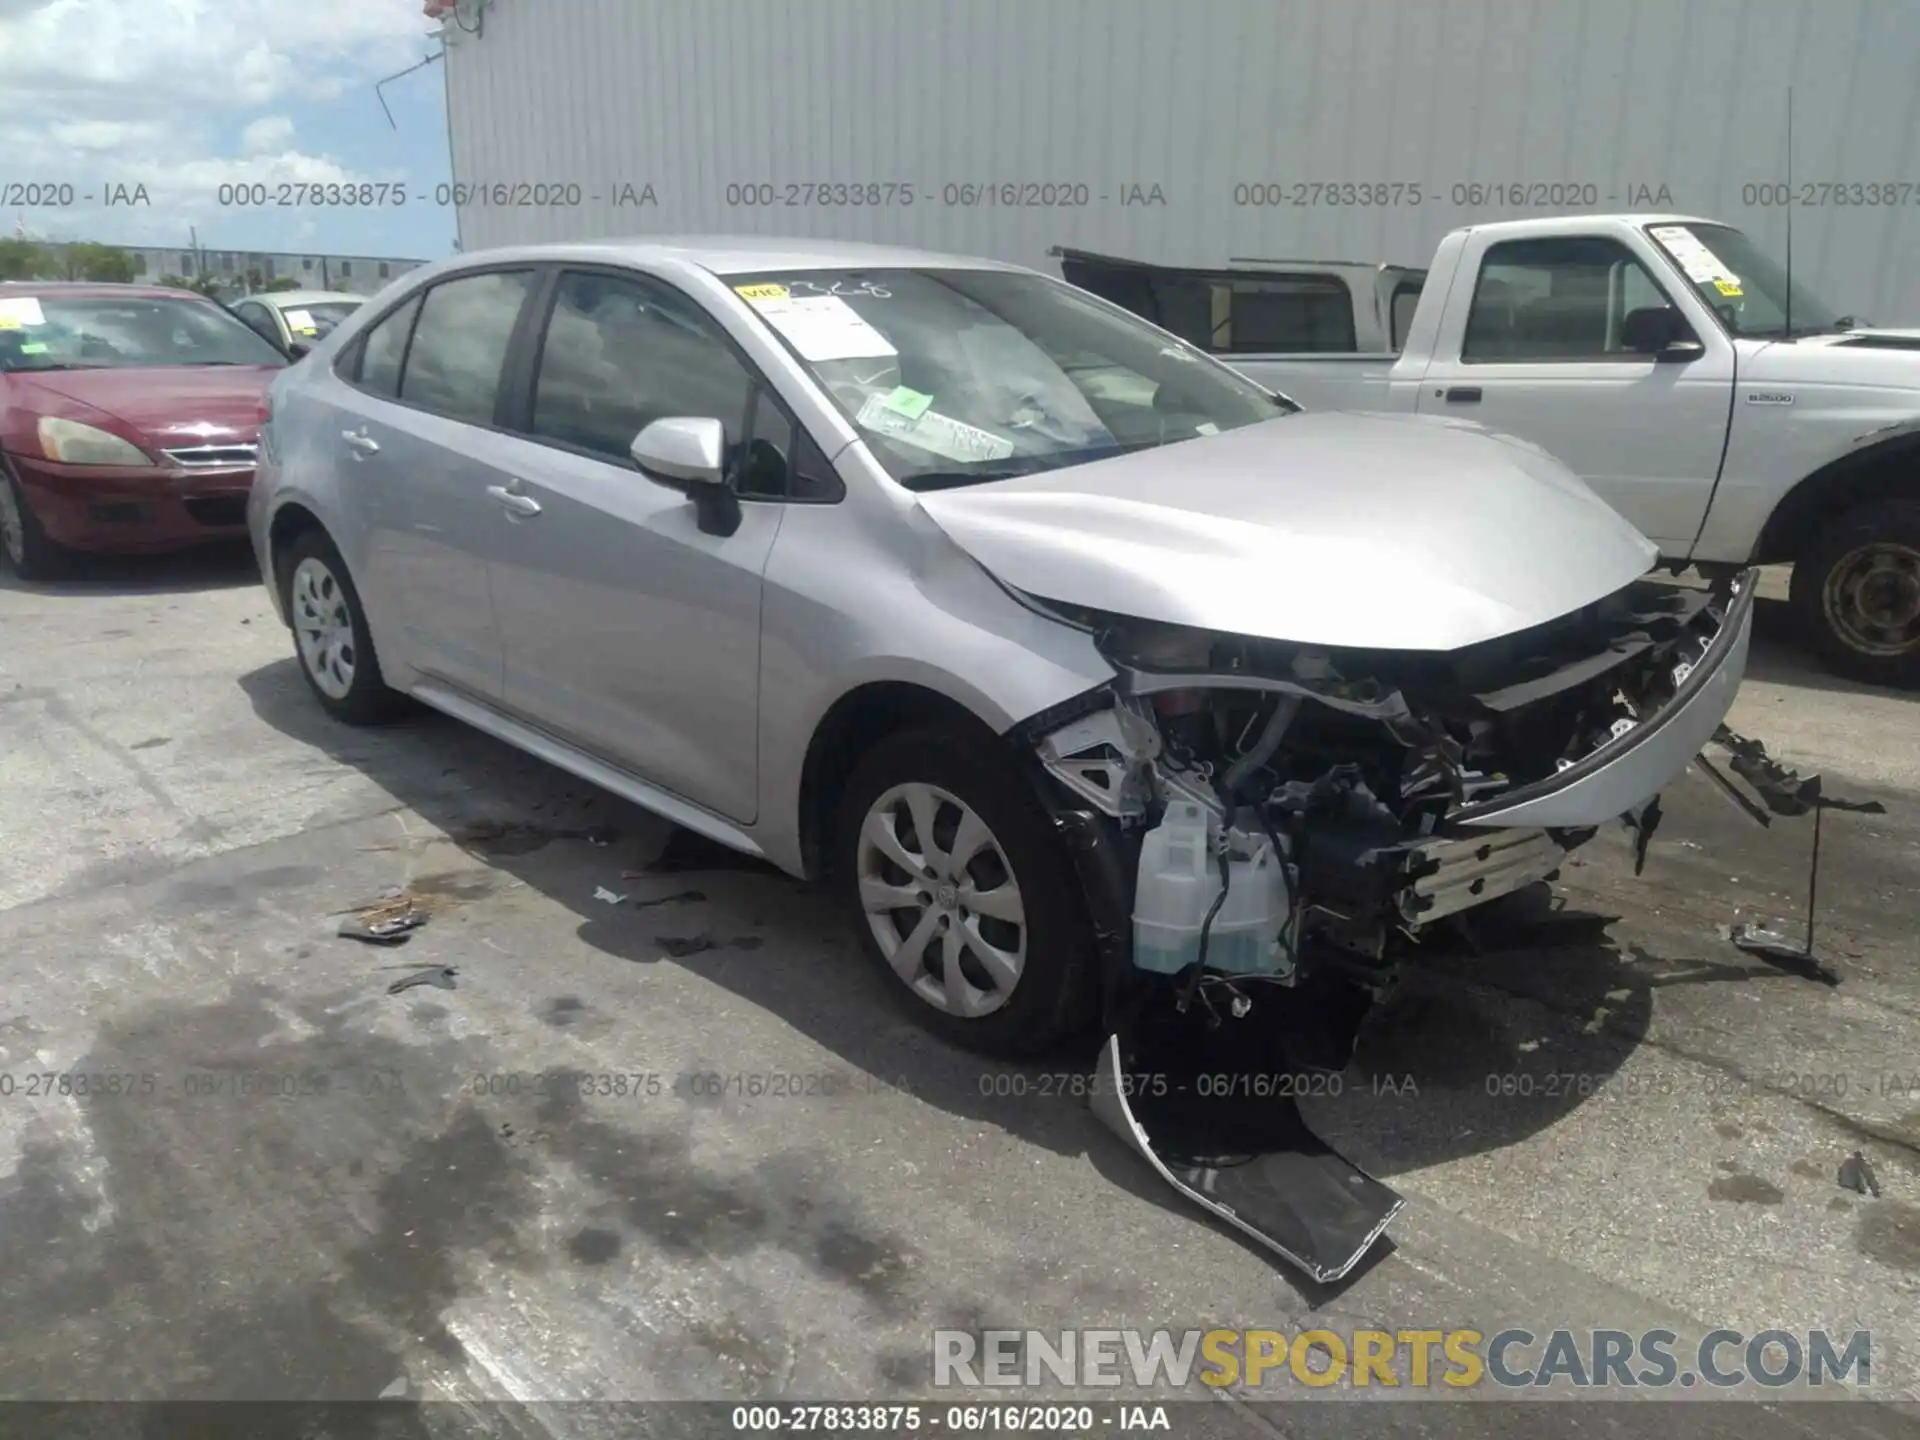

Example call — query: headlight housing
[37,417,154,467]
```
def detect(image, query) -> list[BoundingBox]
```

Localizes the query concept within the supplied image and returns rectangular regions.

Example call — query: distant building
[41,243,430,299]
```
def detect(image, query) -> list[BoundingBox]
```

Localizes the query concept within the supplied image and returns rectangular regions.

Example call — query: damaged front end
[1015,568,1759,1282]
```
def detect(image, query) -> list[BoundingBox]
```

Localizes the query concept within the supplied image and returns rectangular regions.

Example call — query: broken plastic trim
[1449,568,1757,825]
[1089,1032,1403,1284]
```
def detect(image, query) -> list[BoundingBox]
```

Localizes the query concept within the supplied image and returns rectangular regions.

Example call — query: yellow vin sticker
[735,283,789,301]
[1714,279,1743,297]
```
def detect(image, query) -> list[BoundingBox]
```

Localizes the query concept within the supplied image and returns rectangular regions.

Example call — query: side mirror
[1622,306,1703,361]
[630,416,740,537]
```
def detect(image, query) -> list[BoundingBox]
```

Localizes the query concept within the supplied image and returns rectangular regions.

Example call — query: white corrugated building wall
[438,0,1920,320]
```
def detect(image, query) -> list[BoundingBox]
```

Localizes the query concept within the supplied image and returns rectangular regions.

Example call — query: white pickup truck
[1056,214,1920,687]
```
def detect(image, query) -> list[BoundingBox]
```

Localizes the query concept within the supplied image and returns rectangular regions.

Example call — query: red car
[0,281,289,578]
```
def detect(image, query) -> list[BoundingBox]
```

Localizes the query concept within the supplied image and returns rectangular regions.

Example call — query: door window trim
[333,263,539,429]
[1459,236,1691,366]
[500,262,845,504]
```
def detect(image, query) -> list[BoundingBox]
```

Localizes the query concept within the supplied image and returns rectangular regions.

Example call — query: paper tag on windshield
[1650,226,1741,287]
[734,283,789,301]
[744,293,896,362]
[856,393,1014,463]
[0,297,46,329]
[1195,422,1220,435]
[284,308,317,333]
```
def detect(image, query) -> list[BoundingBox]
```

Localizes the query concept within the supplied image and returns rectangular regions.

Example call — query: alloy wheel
[291,555,357,699]
[855,781,1027,1018]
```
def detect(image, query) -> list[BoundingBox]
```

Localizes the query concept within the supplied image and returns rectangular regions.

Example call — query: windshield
[279,300,361,339]
[0,293,289,373]
[1645,223,1845,339]
[727,268,1294,489]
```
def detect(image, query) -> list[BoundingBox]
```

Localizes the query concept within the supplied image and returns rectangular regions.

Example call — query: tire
[0,466,72,581]
[280,529,407,724]
[1790,499,1920,688]
[835,723,1095,1059]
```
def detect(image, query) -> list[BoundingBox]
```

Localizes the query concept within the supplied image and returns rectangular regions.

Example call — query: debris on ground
[593,886,628,905]
[338,894,429,946]
[1720,918,1842,986]
[449,820,624,856]
[1839,1151,1881,1198]
[658,934,719,958]
[623,887,707,909]
[388,966,458,995]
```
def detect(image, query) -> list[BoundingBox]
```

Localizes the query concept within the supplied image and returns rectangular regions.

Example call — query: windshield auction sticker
[856,392,1015,463]
[1649,226,1742,288]
[0,297,47,329]
[738,290,896,362]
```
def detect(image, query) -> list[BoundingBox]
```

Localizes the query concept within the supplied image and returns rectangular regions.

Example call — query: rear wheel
[0,468,71,581]
[281,530,406,724]
[835,724,1094,1058]
[1791,500,1920,688]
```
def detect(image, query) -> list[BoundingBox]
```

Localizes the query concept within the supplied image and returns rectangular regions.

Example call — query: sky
[0,0,457,263]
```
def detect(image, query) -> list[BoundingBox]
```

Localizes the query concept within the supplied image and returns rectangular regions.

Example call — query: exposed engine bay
[1014,569,1759,1282]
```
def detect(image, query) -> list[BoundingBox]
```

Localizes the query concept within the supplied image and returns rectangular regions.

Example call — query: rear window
[0,292,288,372]
[1056,259,1356,354]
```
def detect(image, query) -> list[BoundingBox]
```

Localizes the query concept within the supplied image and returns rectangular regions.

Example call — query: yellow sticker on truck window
[735,283,789,301]
[1714,279,1743,297]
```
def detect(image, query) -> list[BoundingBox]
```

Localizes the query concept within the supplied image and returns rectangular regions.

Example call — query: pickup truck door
[1414,232,1734,553]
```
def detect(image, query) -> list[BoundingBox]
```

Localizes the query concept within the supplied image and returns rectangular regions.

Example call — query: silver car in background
[248,236,1755,1063]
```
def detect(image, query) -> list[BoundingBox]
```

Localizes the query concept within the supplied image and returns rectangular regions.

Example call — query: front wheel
[835,724,1095,1058]
[1791,500,1920,688]
[0,468,71,581]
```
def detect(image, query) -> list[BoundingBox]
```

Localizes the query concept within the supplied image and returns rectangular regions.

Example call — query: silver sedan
[248,236,1755,1061]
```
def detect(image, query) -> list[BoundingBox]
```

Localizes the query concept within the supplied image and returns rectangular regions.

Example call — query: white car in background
[230,290,365,359]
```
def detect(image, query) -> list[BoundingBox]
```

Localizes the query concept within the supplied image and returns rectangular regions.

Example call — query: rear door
[322,267,538,699]
[483,265,787,824]
[1413,234,1734,551]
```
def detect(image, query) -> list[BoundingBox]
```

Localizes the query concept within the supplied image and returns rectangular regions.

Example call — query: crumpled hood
[916,411,1660,652]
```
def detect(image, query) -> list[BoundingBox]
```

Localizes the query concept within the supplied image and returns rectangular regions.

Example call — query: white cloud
[0,0,432,246]
[240,115,296,156]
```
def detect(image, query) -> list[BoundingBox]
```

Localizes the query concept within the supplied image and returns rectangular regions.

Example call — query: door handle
[1443,386,1482,404]
[486,484,542,517]
[342,429,380,455]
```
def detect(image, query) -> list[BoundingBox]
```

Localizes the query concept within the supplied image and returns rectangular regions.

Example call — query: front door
[486,267,780,824]
[1415,234,1733,552]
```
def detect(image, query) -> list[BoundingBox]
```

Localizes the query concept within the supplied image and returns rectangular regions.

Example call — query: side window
[736,389,793,500]
[399,270,535,423]
[1463,237,1667,362]
[1210,274,1357,354]
[349,293,423,399]
[528,269,754,463]
[734,388,845,503]
[1390,281,1423,351]
[234,302,277,343]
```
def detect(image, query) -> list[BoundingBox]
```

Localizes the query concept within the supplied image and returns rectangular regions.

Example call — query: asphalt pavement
[0,546,1916,1440]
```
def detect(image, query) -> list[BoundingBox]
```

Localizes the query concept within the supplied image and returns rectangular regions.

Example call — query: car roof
[423,234,1033,278]
[0,280,203,301]
[254,290,365,308]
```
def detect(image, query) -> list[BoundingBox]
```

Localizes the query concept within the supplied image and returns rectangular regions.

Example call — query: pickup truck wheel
[835,725,1094,1059]
[280,530,407,724]
[1792,501,1920,688]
